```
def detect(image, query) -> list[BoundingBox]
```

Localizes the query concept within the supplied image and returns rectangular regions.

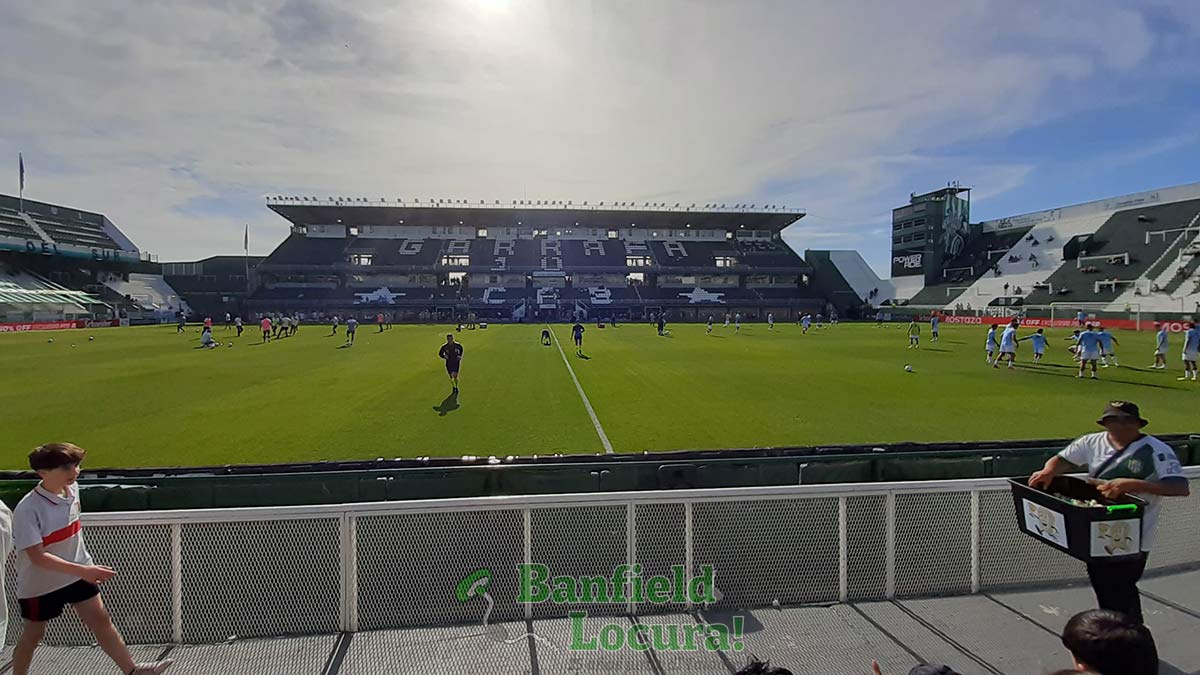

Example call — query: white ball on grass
[904,365,913,372]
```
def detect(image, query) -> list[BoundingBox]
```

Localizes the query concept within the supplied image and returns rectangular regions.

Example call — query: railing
[6,470,1199,647]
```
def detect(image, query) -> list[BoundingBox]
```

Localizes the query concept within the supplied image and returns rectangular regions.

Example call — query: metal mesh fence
[530,505,627,620]
[894,492,972,597]
[2,472,1197,647]
[846,494,887,600]
[181,518,340,642]
[693,497,839,608]
[355,509,524,629]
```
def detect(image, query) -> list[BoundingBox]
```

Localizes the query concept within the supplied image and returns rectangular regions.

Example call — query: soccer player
[801,313,812,334]
[1097,326,1119,367]
[377,312,385,333]
[278,315,290,338]
[985,324,999,365]
[224,312,232,330]
[234,316,243,337]
[438,334,464,392]
[571,321,585,355]
[996,319,1019,369]
[199,326,220,349]
[203,316,213,332]
[291,315,300,336]
[767,312,775,330]
[706,315,714,334]
[906,319,920,349]
[345,316,358,345]
[930,313,940,342]
[734,312,742,333]
[1076,309,1087,327]
[386,312,394,330]
[260,315,272,342]
[1181,321,1199,381]
[11,444,176,675]
[1077,324,1102,379]
[1019,328,1048,364]
[1151,322,1168,369]
[540,328,552,346]
[176,311,186,334]
[875,309,884,327]
[330,315,340,336]
[657,314,666,336]
[723,312,730,328]
[1065,329,1082,361]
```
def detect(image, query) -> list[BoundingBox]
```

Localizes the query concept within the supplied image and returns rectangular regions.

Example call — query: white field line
[548,324,614,454]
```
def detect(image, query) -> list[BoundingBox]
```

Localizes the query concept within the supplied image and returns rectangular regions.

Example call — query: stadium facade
[250,199,834,321]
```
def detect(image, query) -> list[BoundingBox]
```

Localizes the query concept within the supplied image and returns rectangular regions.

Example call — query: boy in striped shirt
[11,443,174,675]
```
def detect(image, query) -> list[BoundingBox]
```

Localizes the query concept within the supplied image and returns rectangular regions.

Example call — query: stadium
[2,175,1199,672]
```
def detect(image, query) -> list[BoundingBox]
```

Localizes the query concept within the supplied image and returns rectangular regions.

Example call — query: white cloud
[0,0,1188,272]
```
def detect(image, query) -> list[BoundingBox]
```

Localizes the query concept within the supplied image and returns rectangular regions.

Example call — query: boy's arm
[22,543,115,583]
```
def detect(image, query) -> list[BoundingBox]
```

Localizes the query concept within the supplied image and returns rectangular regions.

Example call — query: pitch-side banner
[0,319,126,333]
[936,315,1177,332]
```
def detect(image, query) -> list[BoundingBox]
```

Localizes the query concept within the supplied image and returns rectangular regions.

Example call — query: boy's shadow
[433,391,460,416]
[576,353,591,360]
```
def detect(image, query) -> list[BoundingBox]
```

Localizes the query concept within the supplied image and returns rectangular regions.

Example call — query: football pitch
[1,321,1195,469]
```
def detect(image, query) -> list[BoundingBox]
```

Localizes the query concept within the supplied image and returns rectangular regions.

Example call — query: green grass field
[1,321,1195,469]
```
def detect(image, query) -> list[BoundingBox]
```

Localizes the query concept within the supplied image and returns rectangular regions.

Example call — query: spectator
[11,443,175,675]
[1030,402,1188,623]
[1,498,11,641]
[1060,609,1157,675]
[734,659,793,675]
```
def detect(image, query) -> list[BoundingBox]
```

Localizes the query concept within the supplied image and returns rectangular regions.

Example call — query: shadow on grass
[1018,367,1182,390]
[576,353,591,360]
[433,390,460,416]
[337,343,355,349]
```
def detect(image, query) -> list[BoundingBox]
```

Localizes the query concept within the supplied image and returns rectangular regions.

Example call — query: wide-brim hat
[1096,400,1148,427]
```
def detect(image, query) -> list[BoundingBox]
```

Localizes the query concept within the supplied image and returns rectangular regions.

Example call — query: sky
[2,0,1200,276]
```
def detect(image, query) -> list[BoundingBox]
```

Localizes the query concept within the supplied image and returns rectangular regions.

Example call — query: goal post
[1048,302,1141,331]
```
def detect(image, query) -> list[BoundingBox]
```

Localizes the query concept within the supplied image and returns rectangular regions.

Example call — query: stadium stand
[104,273,187,320]
[1023,199,1200,306]
[253,201,816,320]
[905,230,1030,306]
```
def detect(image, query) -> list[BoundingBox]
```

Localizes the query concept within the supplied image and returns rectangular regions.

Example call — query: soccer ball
[904,365,913,372]
[89,336,95,341]
[48,338,54,343]
[227,343,233,348]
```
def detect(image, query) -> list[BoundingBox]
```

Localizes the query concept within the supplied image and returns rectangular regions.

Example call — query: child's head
[1061,609,1157,675]
[29,442,86,486]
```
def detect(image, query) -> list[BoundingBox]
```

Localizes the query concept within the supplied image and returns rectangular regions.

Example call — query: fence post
[970,491,980,594]
[684,501,694,611]
[839,496,849,603]
[885,492,896,599]
[170,523,182,644]
[340,513,358,632]
[627,503,636,616]
[523,508,532,621]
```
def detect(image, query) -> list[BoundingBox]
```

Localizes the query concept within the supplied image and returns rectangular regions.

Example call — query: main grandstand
[0,193,185,325]
[251,198,831,321]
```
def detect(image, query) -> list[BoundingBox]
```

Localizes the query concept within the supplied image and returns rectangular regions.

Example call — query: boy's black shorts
[20,579,101,622]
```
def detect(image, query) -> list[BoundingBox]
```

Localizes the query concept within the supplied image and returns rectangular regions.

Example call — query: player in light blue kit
[1097,326,1119,367]
[1151,322,1169,369]
[985,325,999,366]
[1019,328,1048,364]
[1181,321,1199,382]
[996,319,1019,369]
[1076,324,1102,379]
[930,313,940,342]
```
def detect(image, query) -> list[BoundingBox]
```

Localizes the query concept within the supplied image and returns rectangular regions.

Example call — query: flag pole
[243,223,250,294]
[18,153,24,214]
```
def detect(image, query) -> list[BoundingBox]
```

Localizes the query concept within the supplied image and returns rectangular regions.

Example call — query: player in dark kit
[571,322,585,355]
[439,334,464,392]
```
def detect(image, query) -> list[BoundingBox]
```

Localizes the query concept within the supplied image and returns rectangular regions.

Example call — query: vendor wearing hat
[1030,401,1189,623]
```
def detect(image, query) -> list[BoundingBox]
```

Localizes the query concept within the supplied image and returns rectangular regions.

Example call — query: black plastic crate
[1009,475,1146,562]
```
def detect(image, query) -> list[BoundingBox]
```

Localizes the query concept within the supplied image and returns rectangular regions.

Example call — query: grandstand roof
[267,200,805,233]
